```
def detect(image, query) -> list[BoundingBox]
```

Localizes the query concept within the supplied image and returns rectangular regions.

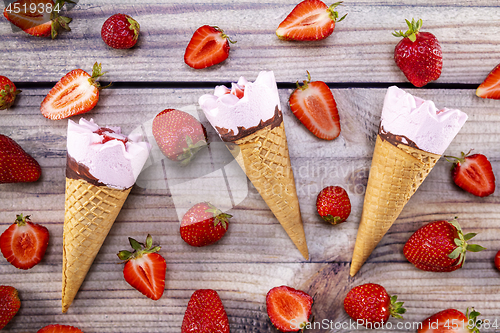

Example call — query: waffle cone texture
[62,177,131,312]
[350,135,441,276]
[226,121,308,259]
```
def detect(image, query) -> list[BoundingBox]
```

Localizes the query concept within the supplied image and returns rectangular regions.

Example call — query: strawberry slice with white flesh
[276,0,346,41]
[40,62,107,120]
[476,63,500,99]
[289,71,341,140]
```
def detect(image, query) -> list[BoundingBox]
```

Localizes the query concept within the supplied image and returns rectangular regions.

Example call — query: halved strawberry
[40,62,107,120]
[184,25,235,69]
[445,151,496,197]
[266,285,313,332]
[289,71,341,140]
[0,214,49,270]
[477,63,500,99]
[117,234,166,301]
[276,0,346,41]
[3,0,73,39]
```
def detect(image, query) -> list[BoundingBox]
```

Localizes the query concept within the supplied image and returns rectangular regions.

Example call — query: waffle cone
[350,135,441,276]
[62,177,131,312]
[226,121,308,259]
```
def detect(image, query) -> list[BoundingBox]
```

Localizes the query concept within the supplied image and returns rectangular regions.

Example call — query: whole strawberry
[393,18,442,87]
[0,285,21,330]
[0,134,41,183]
[404,218,485,272]
[316,186,351,224]
[181,289,229,333]
[445,151,495,197]
[117,234,166,300]
[180,202,231,247]
[266,285,313,332]
[0,214,50,270]
[101,13,140,49]
[37,324,84,333]
[344,283,405,327]
[418,308,482,333]
[152,109,208,165]
[0,76,20,110]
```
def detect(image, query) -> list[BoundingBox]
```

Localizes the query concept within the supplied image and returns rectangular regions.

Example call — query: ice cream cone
[226,121,309,259]
[349,136,441,276]
[62,177,131,312]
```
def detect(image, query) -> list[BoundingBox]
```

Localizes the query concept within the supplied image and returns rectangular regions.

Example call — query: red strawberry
[276,0,346,41]
[289,71,341,140]
[117,234,166,301]
[404,218,485,272]
[316,186,351,225]
[445,151,495,197]
[393,18,442,87]
[3,0,72,39]
[40,62,107,120]
[495,250,500,271]
[0,76,20,110]
[0,286,21,330]
[181,289,229,333]
[343,283,405,327]
[266,285,313,332]
[37,324,84,333]
[0,134,41,183]
[101,13,140,49]
[477,63,500,99]
[184,25,235,69]
[152,109,208,165]
[0,214,49,270]
[418,308,482,333]
[180,202,231,247]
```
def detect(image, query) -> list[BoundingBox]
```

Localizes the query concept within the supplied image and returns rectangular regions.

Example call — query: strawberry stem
[392,18,423,42]
[177,135,208,166]
[50,0,74,39]
[466,308,482,333]
[447,218,486,268]
[213,26,237,44]
[205,203,232,230]
[89,62,112,89]
[444,150,474,164]
[127,16,140,41]
[118,234,161,261]
[15,214,30,226]
[389,295,406,319]
[295,71,312,91]
[328,2,347,23]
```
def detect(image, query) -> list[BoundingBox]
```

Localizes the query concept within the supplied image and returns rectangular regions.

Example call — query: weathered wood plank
[1,2,500,83]
[2,87,500,332]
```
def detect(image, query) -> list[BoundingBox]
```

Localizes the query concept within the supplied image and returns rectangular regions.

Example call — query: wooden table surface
[2,1,500,332]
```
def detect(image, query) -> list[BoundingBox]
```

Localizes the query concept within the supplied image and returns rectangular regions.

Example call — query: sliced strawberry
[445,151,496,197]
[118,234,166,301]
[184,25,235,69]
[477,63,500,99]
[418,308,482,333]
[3,0,72,39]
[276,0,346,41]
[40,62,106,120]
[266,285,313,332]
[37,324,84,333]
[0,214,49,270]
[289,71,341,140]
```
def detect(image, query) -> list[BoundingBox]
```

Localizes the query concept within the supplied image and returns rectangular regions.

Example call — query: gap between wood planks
[14,81,478,90]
